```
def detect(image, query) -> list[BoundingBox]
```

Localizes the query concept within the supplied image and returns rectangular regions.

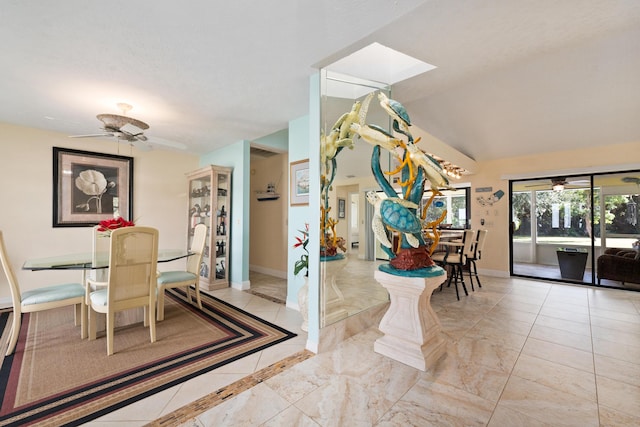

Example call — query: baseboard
[286,300,300,311]
[478,268,510,278]
[231,280,250,291]
[249,265,286,279]
[305,338,318,354]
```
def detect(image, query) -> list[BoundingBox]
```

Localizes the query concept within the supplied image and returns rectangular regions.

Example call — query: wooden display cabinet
[187,165,232,290]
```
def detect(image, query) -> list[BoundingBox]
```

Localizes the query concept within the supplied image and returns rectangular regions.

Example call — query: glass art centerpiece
[339,92,453,277]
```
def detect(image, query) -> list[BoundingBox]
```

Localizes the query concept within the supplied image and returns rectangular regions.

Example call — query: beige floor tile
[475,315,533,336]
[376,379,494,427]
[528,323,593,352]
[159,372,247,416]
[485,305,539,324]
[594,353,640,387]
[534,314,592,336]
[499,292,547,306]
[590,306,640,324]
[488,404,556,427]
[599,404,640,427]
[192,383,291,426]
[596,375,640,418]
[96,275,640,427]
[452,335,520,373]
[294,368,417,426]
[592,336,640,365]
[260,405,320,426]
[589,293,640,314]
[256,343,307,371]
[421,348,511,402]
[512,353,597,401]
[463,323,528,352]
[538,305,590,323]
[589,314,640,335]
[591,324,640,347]
[500,376,599,426]
[543,299,590,315]
[265,358,334,404]
[521,337,594,373]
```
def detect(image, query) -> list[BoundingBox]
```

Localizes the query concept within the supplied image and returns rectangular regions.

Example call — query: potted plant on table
[293,223,309,331]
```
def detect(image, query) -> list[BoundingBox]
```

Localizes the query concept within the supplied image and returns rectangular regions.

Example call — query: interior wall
[249,153,288,277]
[0,122,199,303]
[200,140,250,289]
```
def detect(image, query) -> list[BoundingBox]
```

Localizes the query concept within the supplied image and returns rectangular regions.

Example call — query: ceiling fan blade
[147,136,187,150]
[69,133,114,138]
[129,139,152,151]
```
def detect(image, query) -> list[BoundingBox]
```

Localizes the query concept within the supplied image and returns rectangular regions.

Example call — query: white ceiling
[1,1,639,161]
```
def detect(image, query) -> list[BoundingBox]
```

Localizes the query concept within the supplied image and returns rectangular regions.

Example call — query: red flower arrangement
[97,217,135,234]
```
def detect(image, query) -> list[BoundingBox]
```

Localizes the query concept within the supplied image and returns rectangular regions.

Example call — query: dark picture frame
[338,198,346,218]
[290,159,309,206]
[53,147,134,227]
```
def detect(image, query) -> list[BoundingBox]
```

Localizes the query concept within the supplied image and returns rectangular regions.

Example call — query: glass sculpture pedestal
[373,268,447,371]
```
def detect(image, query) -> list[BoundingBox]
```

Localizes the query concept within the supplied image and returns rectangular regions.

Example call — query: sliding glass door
[511,176,593,283]
[511,171,640,290]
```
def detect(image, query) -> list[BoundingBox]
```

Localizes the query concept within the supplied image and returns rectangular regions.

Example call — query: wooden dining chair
[156,223,207,321]
[87,226,159,355]
[431,229,475,300]
[0,230,86,355]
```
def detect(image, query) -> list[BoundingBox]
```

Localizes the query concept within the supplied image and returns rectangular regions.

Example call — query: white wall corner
[231,280,250,291]
[286,300,300,311]
[305,338,319,354]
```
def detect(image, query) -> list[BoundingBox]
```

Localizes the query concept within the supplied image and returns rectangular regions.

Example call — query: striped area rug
[0,289,296,426]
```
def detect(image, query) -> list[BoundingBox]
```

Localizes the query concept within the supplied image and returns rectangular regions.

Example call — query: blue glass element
[321,254,345,262]
[378,263,446,278]
[434,200,445,208]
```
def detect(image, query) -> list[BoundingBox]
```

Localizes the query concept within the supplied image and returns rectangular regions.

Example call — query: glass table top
[23,249,192,271]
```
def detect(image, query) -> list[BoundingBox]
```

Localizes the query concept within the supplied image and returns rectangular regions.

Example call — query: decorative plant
[293,223,309,277]
[97,217,135,235]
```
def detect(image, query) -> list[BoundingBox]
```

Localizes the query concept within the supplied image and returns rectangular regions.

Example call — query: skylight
[325,42,436,86]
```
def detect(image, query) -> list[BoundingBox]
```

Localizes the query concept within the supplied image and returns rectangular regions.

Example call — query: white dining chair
[87,226,159,355]
[431,229,475,300]
[156,223,207,321]
[0,230,86,355]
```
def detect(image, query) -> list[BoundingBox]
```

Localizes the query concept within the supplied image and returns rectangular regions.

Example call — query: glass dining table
[22,249,192,270]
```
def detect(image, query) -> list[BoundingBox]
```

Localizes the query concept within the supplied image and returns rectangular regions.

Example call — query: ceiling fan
[524,177,590,191]
[70,103,186,151]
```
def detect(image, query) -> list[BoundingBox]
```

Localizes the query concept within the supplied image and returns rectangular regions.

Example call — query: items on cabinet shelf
[216,261,225,279]
[187,165,232,291]
[216,241,226,257]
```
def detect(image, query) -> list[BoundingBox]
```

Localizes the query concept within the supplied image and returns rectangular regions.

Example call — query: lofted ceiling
[1,1,639,161]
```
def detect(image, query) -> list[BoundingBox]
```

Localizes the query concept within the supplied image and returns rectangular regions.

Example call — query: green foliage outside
[512,189,639,239]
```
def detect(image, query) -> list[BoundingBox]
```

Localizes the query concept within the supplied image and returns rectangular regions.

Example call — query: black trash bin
[556,248,588,280]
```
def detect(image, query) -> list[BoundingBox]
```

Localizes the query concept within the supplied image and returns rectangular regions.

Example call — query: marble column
[373,268,447,371]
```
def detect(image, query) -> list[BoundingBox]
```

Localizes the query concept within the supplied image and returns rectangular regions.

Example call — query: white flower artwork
[74,169,116,213]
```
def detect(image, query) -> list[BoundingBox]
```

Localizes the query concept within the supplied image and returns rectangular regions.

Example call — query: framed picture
[290,159,309,206]
[338,198,346,218]
[53,147,134,227]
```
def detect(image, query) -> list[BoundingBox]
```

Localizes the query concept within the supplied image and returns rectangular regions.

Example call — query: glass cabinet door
[187,165,232,290]
[214,172,229,283]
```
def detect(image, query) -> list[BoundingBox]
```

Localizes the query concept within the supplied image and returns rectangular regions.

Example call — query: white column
[374,269,447,371]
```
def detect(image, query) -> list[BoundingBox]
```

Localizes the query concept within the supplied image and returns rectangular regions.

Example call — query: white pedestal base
[374,269,447,371]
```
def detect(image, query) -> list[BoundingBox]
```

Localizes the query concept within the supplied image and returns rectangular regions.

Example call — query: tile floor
[89,274,640,426]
